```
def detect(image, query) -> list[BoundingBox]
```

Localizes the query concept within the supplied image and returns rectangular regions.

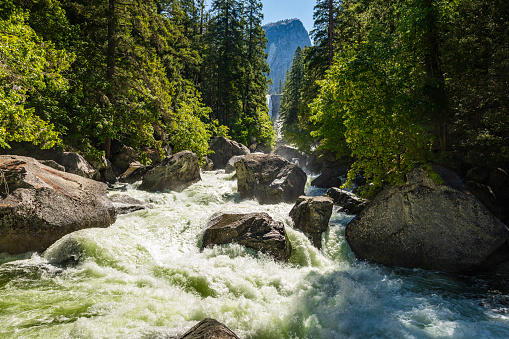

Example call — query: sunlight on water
[1,170,509,338]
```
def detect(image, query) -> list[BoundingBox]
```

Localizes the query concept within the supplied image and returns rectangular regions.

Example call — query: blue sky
[206,1,315,34]
[261,0,315,33]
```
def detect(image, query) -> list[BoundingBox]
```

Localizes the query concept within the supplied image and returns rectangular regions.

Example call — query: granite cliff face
[264,19,311,94]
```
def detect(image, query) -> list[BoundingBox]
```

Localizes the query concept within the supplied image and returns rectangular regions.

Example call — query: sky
[205,1,316,34]
[260,0,315,33]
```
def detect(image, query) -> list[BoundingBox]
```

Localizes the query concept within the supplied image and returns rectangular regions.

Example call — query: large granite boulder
[139,151,200,192]
[326,188,368,214]
[118,162,149,184]
[235,154,307,204]
[311,165,349,189]
[225,155,245,174]
[208,136,250,170]
[273,145,308,168]
[179,318,239,339]
[0,156,117,254]
[202,212,292,261]
[54,152,100,180]
[345,167,509,273]
[289,196,333,249]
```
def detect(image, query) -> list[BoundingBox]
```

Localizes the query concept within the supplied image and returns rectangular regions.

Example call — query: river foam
[1,171,509,338]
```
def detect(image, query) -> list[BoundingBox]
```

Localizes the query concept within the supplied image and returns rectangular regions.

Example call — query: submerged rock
[0,155,116,254]
[345,167,509,273]
[235,153,307,204]
[289,196,333,249]
[208,136,250,170]
[179,318,239,339]
[202,212,292,261]
[326,188,368,214]
[109,194,150,215]
[140,151,201,192]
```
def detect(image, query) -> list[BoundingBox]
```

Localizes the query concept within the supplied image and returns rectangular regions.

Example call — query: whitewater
[1,170,509,338]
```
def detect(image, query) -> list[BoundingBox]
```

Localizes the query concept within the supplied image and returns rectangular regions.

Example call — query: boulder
[274,145,308,168]
[118,162,149,184]
[201,156,214,171]
[289,196,333,248]
[54,152,100,180]
[109,194,149,215]
[139,151,201,192]
[235,154,307,204]
[0,155,117,254]
[208,136,250,170]
[179,318,239,339]
[110,141,141,175]
[86,156,116,184]
[38,160,65,172]
[202,212,292,261]
[326,188,368,214]
[225,155,245,174]
[311,165,349,188]
[345,167,509,273]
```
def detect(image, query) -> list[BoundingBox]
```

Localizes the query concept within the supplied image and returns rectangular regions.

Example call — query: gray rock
[326,188,368,214]
[202,212,292,261]
[179,318,239,339]
[54,151,100,180]
[109,194,149,215]
[345,167,509,273]
[140,151,201,192]
[0,155,116,254]
[235,153,307,204]
[38,159,65,172]
[289,196,333,249]
[274,145,308,169]
[118,161,148,184]
[86,156,117,184]
[201,156,214,171]
[264,19,311,94]
[225,155,245,174]
[208,137,250,170]
[311,166,349,188]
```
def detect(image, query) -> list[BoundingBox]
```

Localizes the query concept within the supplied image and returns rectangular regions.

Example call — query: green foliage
[0,7,73,149]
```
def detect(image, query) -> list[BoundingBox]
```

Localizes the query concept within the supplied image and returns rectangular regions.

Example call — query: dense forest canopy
[280,0,509,194]
[0,0,273,161]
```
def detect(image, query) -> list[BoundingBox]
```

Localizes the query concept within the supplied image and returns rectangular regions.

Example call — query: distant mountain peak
[263,19,311,94]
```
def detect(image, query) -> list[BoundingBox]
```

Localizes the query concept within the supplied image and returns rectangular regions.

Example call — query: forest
[280,0,509,194]
[1,0,508,194]
[0,0,273,162]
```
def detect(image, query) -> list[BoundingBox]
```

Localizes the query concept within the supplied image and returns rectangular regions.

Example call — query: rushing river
[2,171,509,338]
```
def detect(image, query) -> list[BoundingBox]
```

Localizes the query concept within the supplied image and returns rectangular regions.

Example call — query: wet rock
[208,137,250,170]
[54,151,100,180]
[118,162,149,184]
[201,156,214,171]
[274,145,308,167]
[179,318,239,339]
[289,196,333,248]
[311,165,349,188]
[202,212,292,261]
[140,151,201,192]
[0,155,117,254]
[326,188,368,214]
[345,167,509,273]
[235,153,307,204]
[225,155,245,174]
[109,194,149,215]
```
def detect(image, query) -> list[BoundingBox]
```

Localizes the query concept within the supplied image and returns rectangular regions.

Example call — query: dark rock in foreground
[0,156,117,254]
[345,167,509,273]
[326,188,368,214]
[202,212,292,261]
[140,151,200,192]
[289,196,333,249]
[235,154,307,204]
[208,137,250,170]
[179,318,239,339]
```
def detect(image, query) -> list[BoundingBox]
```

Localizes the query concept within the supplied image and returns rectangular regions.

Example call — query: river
[1,170,509,338]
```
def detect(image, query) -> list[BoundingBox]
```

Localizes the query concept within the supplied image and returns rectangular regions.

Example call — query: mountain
[264,19,311,94]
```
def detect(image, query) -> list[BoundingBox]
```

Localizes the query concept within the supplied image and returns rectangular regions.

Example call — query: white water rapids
[1,170,509,338]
